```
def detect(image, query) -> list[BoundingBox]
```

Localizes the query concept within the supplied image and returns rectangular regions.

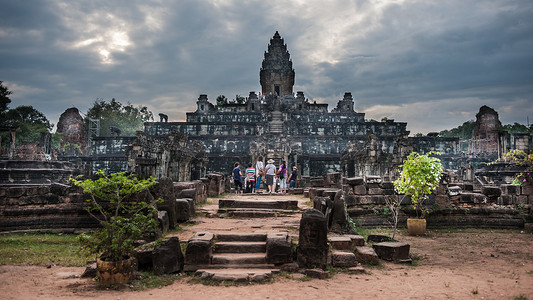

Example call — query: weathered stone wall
[308,174,533,229]
[0,176,210,233]
[0,160,78,185]
[127,131,207,181]
[0,184,97,232]
[86,136,136,174]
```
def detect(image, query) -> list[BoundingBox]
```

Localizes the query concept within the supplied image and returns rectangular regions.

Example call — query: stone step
[218,208,299,218]
[219,199,299,210]
[216,232,267,242]
[211,253,267,265]
[184,263,275,272]
[214,241,267,253]
[195,268,280,282]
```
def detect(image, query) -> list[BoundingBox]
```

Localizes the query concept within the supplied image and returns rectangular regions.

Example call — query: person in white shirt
[264,159,276,194]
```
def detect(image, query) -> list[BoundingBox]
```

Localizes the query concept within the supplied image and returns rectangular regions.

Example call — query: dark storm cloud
[0,0,532,133]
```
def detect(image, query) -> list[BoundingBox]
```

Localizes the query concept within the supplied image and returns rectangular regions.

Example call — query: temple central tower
[260,31,295,96]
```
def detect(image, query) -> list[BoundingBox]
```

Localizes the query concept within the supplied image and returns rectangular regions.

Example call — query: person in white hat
[265,159,276,193]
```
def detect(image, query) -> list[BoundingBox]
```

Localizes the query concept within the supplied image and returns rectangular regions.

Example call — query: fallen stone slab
[280,262,299,272]
[331,250,357,267]
[355,246,379,264]
[305,269,329,279]
[367,234,396,244]
[348,266,366,274]
[372,242,410,262]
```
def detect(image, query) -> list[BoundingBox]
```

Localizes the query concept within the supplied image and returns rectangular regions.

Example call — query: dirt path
[1,193,532,299]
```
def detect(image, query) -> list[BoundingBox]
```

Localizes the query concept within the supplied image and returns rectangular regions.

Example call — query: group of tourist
[232,156,298,194]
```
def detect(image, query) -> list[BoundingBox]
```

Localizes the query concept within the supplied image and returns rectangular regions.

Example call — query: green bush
[394,152,442,218]
[71,171,160,261]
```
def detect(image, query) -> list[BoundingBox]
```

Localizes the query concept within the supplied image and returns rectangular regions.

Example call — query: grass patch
[302,200,314,207]
[429,228,522,234]
[409,253,423,266]
[130,272,181,291]
[326,266,350,276]
[187,276,267,286]
[0,233,86,266]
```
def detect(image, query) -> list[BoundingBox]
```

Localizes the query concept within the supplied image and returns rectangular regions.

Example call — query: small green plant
[394,152,443,218]
[410,253,423,266]
[513,294,528,300]
[505,150,533,187]
[71,170,161,262]
[471,287,479,295]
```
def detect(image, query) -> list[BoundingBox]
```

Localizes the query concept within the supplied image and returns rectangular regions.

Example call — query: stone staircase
[217,199,300,218]
[187,232,287,282]
[269,111,284,134]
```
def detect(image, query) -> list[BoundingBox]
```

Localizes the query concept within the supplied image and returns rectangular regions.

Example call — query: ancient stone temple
[469,105,501,156]
[144,32,418,177]
[260,31,295,97]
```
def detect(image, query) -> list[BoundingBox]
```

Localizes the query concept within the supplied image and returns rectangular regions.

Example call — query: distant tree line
[0,81,54,148]
[439,120,533,139]
[0,81,154,150]
[216,95,245,107]
[86,98,153,137]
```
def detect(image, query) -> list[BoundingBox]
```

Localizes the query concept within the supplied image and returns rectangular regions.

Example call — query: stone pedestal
[297,209,328,269]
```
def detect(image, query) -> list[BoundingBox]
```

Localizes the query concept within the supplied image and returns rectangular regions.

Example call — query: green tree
[235,94,245,104]
[394,152,443,218]
[439,120,475,139]
[86,98,153,137]
[71,171,160,262]
[0,81,12,114]
[216,95,228,107]
[502,122,531,134]
[0,82,52,147]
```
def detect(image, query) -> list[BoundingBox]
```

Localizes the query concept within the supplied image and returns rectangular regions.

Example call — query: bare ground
[1,193,532,300]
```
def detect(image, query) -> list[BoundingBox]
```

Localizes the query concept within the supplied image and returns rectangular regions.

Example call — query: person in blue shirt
[288,166,298,189]
[232,162,243,194]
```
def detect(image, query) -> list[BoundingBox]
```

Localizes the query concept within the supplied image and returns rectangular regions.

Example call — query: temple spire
[259,32,295,96]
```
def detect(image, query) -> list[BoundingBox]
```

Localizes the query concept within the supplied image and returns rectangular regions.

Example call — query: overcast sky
[1,0,532,134]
